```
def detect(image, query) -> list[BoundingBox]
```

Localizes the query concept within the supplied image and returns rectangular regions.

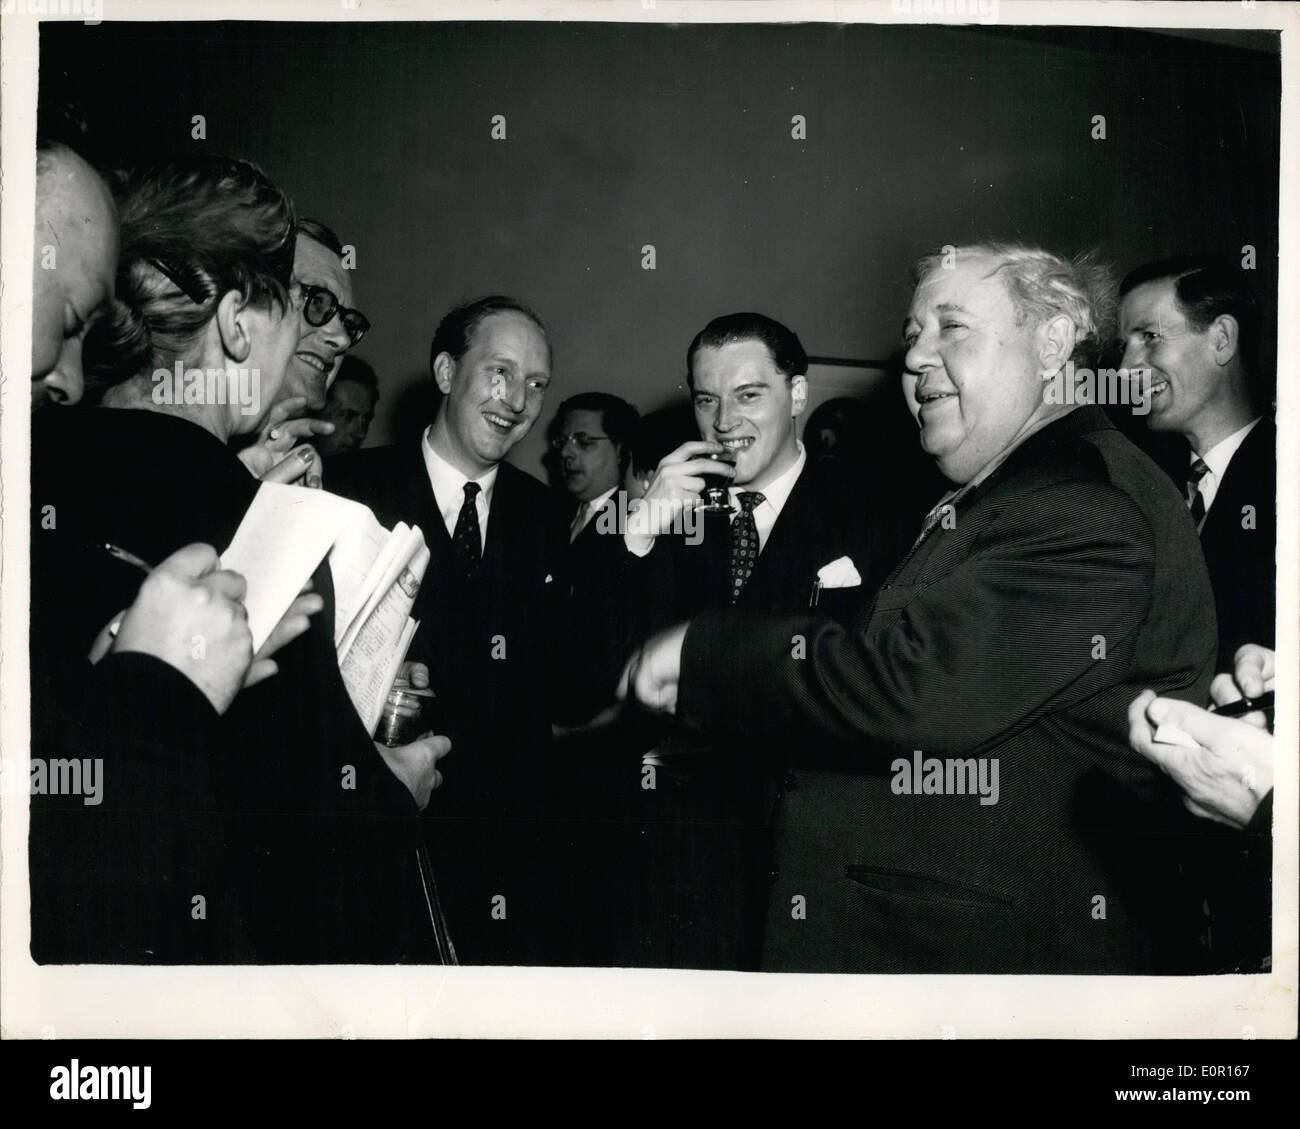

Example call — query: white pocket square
[545,574,554,584]
[817,556,862,588]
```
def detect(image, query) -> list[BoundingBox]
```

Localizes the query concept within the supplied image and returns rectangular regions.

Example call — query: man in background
[549,391,641,727]
[314,355,379,457]
[1119,254,1274,671]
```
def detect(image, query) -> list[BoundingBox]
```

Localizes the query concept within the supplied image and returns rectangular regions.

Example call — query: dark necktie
[452,481,482,578]
[1187,457,1210,528]
[728,491,765,604]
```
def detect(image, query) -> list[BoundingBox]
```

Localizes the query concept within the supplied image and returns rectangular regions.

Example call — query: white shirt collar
[422,426,499,545]
[730,442,806,549]
[1193,417,1261,484]
[572,485,619,539]
[585,484,619,513]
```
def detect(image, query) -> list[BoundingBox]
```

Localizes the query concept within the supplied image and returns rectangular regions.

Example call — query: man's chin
[287,369,328,411]
[474,430,520,464]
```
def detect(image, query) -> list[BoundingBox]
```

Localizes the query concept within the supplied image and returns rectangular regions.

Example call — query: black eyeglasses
[297,283,370,346]
[550,432,611,453]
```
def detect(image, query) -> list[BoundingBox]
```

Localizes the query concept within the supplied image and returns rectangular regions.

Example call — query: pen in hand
[100,542,155,636]
[1210,690,1274,720]
[102,542,155,575]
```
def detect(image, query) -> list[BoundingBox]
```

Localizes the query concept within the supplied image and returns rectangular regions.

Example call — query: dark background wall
[42,20,1280,482]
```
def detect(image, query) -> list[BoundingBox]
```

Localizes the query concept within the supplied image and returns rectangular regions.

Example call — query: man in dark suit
[623,246,1218,974]
[548,392,642,727]
[1119,256,1276,972]
[328,295,570,965]
[616,312,904,969]
[1118,255,1275,671]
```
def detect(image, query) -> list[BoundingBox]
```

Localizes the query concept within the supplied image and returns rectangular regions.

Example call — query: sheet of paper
[220,483,365,651]
[1153,723,1202,750]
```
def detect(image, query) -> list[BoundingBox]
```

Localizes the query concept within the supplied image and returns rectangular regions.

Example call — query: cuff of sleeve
[679,609,798,739]
[92,651,221,739]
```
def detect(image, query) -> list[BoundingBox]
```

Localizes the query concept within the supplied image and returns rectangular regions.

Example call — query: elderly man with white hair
[621,242,1219,973]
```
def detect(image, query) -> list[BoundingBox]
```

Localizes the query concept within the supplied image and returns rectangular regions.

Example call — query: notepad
[221,482,430,735]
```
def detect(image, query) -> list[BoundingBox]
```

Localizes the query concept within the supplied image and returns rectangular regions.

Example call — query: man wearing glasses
[287,218,369,409]
[238,218,370,487]
[547,392,641,726]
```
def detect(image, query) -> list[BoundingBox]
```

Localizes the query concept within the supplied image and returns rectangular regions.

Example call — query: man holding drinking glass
[615,312,892,970]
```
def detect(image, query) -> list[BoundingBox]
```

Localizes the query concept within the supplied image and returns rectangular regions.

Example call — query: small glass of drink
[700,447,737,513]
[377,683,437,747]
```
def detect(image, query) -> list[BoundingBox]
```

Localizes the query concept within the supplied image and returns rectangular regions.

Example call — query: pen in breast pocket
[809,577,822,607]
[100,542,156,637]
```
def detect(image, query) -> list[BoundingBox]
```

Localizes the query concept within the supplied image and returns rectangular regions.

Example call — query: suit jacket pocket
[845,865,1012,910]
[839,865,1017,972]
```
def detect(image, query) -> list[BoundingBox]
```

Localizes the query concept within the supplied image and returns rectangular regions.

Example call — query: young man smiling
[616,312,891,970]
[328,295,569,966]
[1118,255,1274,670]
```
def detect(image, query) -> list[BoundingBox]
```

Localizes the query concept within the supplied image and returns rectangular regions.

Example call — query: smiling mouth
[1150,380,1169,396]
[718,436,754,451]
[295,351,330,374]
[483,411,520,433]
[916,390,957,405]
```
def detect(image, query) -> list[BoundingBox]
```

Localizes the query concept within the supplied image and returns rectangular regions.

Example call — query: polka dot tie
[728,491,764,604]
[1187,457,1209,528]
[452,481,482,578]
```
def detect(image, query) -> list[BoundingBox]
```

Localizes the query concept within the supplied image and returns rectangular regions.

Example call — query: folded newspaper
[221,481,430,735]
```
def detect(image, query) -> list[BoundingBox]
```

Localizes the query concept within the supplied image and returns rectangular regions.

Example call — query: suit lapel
[1201,420,1271,543]
[742,462,826,609]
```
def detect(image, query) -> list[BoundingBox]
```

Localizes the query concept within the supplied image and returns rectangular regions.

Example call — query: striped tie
[1187,457,1210,528]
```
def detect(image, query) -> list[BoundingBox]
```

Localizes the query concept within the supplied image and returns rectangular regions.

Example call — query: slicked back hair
[686,312,808,389]
[1119,254,1261,377]
[297,217,344,257]
[333,355,379,401]
[553,391,640,475]
[428,294,551,377]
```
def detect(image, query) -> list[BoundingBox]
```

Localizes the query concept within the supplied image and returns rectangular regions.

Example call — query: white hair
[912,242,1116,363]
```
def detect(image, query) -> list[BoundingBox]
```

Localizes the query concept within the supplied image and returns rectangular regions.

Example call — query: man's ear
[1037,313,1077,379]
[214,290,253,365]
[1208,313,1241,368]
[432,351,456,395]
[790,374,809,417]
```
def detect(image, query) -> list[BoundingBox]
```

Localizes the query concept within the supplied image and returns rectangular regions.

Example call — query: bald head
[32,144,117,409]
